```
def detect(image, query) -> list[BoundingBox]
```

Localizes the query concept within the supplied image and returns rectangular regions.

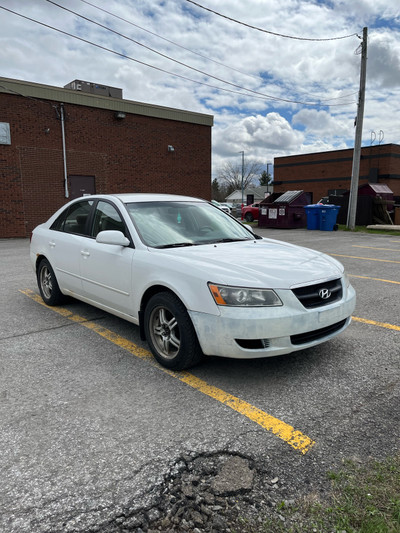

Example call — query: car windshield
[125,201,256,248]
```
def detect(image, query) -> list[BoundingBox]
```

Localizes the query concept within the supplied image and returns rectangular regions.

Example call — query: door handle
[81,250,90,257]
[49,241,56,248]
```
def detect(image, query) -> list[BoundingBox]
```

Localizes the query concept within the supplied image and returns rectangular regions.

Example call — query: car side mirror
[96,230,130,247]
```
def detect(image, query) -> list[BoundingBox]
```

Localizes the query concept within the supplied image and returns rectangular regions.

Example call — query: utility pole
[267,162,271,193]
[239,151,245,205]
[347,27,368,230]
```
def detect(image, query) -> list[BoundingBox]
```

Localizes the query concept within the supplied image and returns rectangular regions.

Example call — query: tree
[211,179,234,201]
[211,178,221,200]
[259,170,272,187]
[217,159,263,191]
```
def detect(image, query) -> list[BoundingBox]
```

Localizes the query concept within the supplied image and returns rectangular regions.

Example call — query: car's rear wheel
[37,258,63,306]
[245,213,254,222]
[144,292,203,370]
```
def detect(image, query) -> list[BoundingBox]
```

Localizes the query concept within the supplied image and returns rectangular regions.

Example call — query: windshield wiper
[155,242,197,249]
[210,237,253,243]
[156,237,256,248]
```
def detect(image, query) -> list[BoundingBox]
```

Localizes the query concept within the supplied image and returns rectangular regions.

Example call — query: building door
[68,175,96,199]
[246,194,254,205]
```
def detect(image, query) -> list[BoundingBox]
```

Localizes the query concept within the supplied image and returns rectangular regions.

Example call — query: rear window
[50,200,93,235]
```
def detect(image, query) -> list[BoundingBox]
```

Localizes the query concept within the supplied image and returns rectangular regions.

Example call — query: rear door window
[50,200,93,235]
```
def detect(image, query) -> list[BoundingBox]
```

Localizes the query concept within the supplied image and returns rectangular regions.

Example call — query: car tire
[37,258,64,306]
[245,213,254,222]
[144,292,203,370]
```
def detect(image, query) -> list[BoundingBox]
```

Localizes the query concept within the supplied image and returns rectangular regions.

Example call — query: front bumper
[189,284,356,359]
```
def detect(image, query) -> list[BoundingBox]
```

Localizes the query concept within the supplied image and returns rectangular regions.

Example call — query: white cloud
[0,0,399,178]
[292,108,353,137]
[368,31,400,88]
[213,112,304,171]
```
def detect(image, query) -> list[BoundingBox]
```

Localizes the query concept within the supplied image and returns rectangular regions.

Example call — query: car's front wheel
[37,258,63,306]
[245,212,254,222]
[144,292,203,370]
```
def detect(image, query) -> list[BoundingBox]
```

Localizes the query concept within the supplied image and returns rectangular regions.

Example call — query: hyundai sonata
[30,194,356,369]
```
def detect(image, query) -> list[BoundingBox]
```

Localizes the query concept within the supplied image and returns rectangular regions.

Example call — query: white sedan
[30,193,356,370]
[211,200,231,214]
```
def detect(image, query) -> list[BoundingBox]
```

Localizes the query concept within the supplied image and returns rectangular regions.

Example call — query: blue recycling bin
[320,205,340,231]
[304,205,321,230]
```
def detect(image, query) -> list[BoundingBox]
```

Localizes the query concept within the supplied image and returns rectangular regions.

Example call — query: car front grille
[292,278,342,308]
[290,319,347,345]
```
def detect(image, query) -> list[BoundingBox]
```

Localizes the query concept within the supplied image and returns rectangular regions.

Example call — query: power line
[44,1,355,107]
[79,0,260,82]
[186,0,360,41]
[0,5,355,107]
[48,0,289,103]
[0,5,297,104]
[78,0,358,104]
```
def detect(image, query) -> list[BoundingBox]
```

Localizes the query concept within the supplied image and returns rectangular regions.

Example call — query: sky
[1,0,399,179]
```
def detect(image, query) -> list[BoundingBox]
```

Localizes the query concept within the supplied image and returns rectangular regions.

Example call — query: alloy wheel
[149,305,181,360]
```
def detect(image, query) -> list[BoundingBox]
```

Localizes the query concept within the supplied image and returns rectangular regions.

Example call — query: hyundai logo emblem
[319,288,331,300]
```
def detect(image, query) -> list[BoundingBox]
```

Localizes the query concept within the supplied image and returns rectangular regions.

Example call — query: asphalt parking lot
[1,229,399,532]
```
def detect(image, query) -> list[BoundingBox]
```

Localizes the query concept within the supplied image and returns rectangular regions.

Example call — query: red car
[241,203,260,222]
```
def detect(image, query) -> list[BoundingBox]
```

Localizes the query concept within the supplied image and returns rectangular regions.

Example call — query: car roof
[94,193,207,204]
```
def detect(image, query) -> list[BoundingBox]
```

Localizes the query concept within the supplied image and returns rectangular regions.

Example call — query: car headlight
[343,271,350,288]
[208,283,282,307]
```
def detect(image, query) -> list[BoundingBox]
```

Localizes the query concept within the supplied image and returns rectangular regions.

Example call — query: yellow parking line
[20,289,315,454]
[170,372,314,453]
[352,245,400,252]
[352,316,400,332]
[20,289,154,360]
[349,274,400,285]
[331,254,400,264]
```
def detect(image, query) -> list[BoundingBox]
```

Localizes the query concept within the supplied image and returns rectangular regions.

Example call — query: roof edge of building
[275,143,400,163]
[0,76,214,126]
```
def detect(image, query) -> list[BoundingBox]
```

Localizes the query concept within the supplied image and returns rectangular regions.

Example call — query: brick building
[0,77,213,238]
[273,144,400,202]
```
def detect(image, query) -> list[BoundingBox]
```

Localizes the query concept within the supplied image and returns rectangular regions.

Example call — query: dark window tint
[50,200,93,235]
[91,201,127,237]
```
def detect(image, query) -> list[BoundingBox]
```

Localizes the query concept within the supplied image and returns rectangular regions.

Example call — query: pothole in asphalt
[120,451,289,533]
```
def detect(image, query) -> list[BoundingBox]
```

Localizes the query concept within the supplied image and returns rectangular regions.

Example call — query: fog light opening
[235,339,270,350]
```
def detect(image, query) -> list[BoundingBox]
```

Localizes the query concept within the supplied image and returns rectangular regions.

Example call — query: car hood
[150,238,343,289]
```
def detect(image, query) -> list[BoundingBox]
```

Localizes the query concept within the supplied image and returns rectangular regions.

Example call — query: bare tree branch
[217,159,263,190]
